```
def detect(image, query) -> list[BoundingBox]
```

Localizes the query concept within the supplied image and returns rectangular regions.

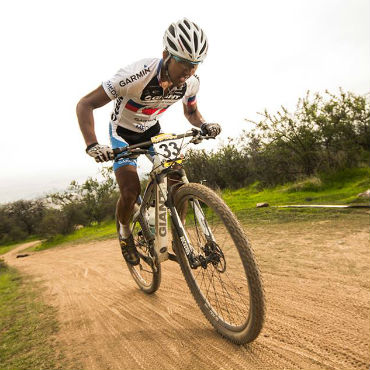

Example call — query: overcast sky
[0,0,369,203]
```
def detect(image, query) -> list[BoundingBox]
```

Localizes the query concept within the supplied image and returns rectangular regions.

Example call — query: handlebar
[113,128,210,157]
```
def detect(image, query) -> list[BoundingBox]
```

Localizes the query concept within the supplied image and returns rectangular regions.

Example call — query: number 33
[159,142,180,158]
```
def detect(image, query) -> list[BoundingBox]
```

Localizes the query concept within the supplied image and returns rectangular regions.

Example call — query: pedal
[168,252,178,263]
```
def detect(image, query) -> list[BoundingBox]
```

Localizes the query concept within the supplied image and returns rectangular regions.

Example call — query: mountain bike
[113,129,265,344]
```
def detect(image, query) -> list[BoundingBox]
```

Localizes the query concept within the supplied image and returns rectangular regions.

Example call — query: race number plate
[151,134,188,161]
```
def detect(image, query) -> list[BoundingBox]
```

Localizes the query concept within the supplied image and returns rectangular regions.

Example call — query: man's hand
[86,143,114,162]
[200,123,221,137]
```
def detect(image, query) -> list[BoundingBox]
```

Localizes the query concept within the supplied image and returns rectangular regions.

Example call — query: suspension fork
[177,169,215,242]
[168,203,202,269]
[167,172,207,269]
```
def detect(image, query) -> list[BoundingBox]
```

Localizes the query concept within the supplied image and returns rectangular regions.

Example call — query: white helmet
[163,18,208,64]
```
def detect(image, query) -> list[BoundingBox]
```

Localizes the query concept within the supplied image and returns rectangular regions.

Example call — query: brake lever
[190,129,215,144]
[190,132,204,144]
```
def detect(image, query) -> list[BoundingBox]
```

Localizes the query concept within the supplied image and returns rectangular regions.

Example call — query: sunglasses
[171,54,201,65]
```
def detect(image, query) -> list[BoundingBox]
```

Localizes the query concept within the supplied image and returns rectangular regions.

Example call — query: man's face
[167,55,199,87]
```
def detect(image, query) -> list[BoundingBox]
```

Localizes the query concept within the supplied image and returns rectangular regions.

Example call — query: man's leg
[115,164,141,265]
[115,164,141,226]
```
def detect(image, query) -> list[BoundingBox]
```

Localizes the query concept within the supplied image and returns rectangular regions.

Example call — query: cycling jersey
[102,58,200,134]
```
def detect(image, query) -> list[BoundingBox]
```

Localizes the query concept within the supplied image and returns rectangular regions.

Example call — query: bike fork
[169,204,205,269]
[189,199,215,242]
[180,171,215,242]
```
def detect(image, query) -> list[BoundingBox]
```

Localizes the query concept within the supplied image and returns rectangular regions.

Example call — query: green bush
[185,89,369,188]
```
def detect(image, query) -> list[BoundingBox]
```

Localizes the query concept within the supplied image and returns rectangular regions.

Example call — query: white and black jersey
[102,58,200,135]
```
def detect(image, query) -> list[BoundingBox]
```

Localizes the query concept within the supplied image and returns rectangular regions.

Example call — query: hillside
[225,167,369,207]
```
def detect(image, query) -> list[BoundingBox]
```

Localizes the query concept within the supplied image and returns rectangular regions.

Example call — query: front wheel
[115,203,161,294]
[173,183,265,344]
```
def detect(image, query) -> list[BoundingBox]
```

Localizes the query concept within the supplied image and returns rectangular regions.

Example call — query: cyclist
[76,18,221,265]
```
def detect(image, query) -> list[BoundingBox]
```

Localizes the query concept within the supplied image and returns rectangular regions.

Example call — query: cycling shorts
[109,121,161,171]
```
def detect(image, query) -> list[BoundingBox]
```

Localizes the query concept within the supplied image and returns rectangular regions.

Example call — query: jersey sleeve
[182,74,200,107]
[102,59,154,100]
[102,70,124,99]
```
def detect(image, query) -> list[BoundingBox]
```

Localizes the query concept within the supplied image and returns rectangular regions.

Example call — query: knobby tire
[173,183,265,344]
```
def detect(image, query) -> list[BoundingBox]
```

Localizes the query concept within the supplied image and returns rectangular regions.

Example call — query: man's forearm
[185,107,206,127]
[76,100,98,146]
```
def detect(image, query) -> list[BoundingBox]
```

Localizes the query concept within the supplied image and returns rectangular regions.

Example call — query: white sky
[0,0,369,203]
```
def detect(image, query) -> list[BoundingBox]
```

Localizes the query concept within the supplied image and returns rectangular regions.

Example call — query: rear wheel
[115,204,161,294]
[173,183,265,344]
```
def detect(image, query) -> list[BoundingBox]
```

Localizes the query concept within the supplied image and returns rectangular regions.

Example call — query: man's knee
[115,165,141,204]
[119,190,139,207]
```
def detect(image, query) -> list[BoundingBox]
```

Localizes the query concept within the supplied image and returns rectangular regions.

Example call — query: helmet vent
[193,32,198,52]
[167,37,178,51]
[193,23,199,31]
[169,24,176,37]
[199,42,207,55]
[179,24,191,41]
[179,35,192,54]
[183,19,191,29]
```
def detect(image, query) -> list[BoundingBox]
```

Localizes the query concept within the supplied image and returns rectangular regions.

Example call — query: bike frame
[129,138,215,268]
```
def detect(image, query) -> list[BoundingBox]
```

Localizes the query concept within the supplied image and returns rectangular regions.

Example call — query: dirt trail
[4,215,370,370]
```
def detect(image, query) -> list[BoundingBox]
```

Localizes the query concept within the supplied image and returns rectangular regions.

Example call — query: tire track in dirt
[261,272,369,370]
[3,216,370,370]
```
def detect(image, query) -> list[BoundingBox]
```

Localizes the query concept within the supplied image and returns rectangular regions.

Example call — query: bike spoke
[209,267,232,324]
[211,268,234,323]
[215,269,248,322]
[203,264,247,325]
[138,265,153,274]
